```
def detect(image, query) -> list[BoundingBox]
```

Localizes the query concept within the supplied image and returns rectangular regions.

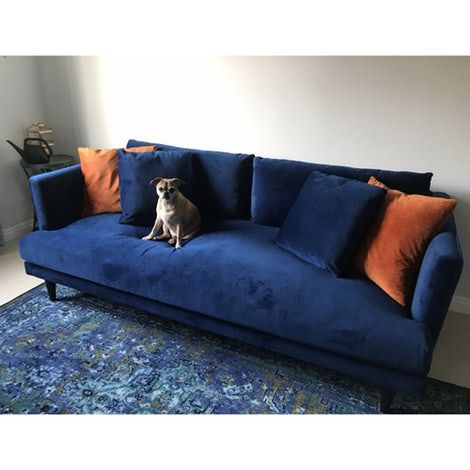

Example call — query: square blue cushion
[118,149,193,226]
[276,171,386,276]
[127,139,254,219]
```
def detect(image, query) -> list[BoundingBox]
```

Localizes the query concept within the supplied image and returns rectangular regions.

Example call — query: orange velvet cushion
[79,145,156,216]
[355,176,457,306]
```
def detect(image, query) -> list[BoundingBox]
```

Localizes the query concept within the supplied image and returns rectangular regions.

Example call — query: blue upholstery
[24,262,427,396]
[29,164,83,230]
[126,139,254,220]
[21,151,463,397]
[252,156,434,226]
[411,193,464,339]
[118,149,193,226]
[20,214,433,376]
[277,171,386,276]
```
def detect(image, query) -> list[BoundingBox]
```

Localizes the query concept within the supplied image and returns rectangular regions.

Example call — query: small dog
[142,177,201,249]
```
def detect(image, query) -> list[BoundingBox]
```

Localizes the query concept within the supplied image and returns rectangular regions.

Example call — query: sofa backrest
[251,156,433,227]
[127,139,254,220]
[127,140,434,227]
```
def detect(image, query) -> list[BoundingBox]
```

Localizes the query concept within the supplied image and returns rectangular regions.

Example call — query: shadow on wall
[0,57,47,231]
[37,57,111,154]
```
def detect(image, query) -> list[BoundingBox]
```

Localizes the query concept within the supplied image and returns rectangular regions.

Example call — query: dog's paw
[168,238,176,245]
[175,244,181,249]
[142,235,154,241]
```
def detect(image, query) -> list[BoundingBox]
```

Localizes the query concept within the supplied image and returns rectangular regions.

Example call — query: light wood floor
[1,239,469,388]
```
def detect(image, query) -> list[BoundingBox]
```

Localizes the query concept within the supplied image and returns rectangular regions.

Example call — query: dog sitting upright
[142,177,201,249]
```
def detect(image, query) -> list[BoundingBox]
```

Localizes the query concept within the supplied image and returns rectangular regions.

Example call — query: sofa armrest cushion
[411,193,464,339]
[30,164,84,230]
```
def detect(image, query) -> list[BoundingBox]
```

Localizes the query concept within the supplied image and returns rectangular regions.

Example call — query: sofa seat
[20,214,432,375]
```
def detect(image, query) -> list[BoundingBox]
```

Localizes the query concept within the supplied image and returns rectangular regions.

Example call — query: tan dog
[142,177,201,249]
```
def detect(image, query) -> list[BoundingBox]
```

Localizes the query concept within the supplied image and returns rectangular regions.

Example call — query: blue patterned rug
[0,284,468,414]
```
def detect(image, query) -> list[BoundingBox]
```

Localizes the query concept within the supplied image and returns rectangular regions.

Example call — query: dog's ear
[170,178,185,188]
[149,177,162,187]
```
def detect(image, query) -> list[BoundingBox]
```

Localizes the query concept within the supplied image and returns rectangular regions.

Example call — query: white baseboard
[2,219,34,243]
[450,295,470,316]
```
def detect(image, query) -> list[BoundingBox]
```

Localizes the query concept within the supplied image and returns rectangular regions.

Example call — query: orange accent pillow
[354,176,457,306]
[79,146,156,217]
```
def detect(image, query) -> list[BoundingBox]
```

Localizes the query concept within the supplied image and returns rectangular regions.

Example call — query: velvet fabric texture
[23,262,428,397]
[20,214,432,376]
[277,172,386,276]
[355,177,457,306]
[118,149,193,226]
[411,194,463,338]
[79,146,156,217]
[126,139,254,219]
[251,156,433,227]
[22,153,463,397]
[27,164,462,338]
[29,164,84,230]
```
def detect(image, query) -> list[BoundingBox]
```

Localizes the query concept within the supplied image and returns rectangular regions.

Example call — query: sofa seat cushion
[19,215,432,375]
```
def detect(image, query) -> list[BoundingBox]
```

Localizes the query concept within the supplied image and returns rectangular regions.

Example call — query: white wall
[0,57,47,238]
[36,56,470,299]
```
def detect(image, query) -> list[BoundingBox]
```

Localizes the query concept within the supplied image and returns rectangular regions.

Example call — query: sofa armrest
[30,164,84,230]
[411,192,463,340]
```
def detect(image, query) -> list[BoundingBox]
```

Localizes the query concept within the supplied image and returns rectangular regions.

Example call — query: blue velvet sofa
[19,139,463,412]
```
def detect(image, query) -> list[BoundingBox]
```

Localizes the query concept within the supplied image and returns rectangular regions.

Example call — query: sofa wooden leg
[379,390,396,413]
[45,281,56,301]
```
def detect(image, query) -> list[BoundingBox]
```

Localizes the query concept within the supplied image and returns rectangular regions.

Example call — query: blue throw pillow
[118,149,193,226]
[276,171,386,276]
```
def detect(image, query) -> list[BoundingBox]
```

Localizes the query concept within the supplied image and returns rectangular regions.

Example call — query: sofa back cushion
[127,139,254,219]
[251,156,433,226]
[118,149,193,226]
